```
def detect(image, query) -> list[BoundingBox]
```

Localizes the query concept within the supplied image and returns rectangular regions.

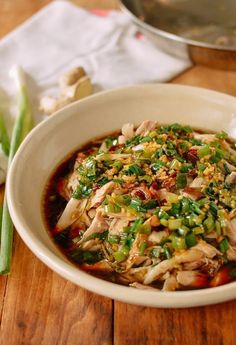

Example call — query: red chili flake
[109,144,123,152]
[188,168,198,178]
[76,152,86,164]
[186,149,198,163]
[149,182,160,198]
[209,267,234,287]
[191,274,209,288]
[69,227,83,239]
[151,182,159,190]
[132,190,146,200]
[161,177,176,191]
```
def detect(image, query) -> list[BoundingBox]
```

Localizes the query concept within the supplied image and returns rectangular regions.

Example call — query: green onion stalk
[0,65,34,274]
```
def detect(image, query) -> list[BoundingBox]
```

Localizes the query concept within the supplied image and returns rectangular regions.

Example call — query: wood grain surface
[1,1,236,345]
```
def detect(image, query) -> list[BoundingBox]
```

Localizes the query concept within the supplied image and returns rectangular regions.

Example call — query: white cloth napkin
[0,0,191,125]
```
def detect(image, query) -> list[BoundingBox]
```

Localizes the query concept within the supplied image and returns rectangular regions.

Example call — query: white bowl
[7,84,236,308]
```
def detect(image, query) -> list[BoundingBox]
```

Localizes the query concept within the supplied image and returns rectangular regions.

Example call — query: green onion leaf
[198,145,210,158]
[176,173,187,189]
[0,114,10,156]
[185,232,197,247]
[219,238,229,253]
[0,66,34,274]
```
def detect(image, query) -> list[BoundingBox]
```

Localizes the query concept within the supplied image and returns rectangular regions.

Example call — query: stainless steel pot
[120,0,236,70]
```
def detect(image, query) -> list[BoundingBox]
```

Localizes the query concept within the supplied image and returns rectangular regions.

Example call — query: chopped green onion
[142,199,158,210]
[155,208,169,220]
[192,226,204,235]
[203,216,215,232]
[97,177,109,186]
[130,218,144,233]
[219,238,229,253]
[168,218,182,230]
[113,251,126,262]
[178,225,189,236]
[108,235,120,244]
[151,160,166,172]
[216,131,228,140]
[84,231,108,242]
[180,163,193,173]
[209,202,218,217]
[198,145,210,158]
[176,173,187,189]
[169,159,181,170]
[125,164,144,176]
[163,245,172,259]
[113,160,123,171]
[185,232,197,247]
[139,241,147,255]
[104,203,121,214]
[136,224,151,234]
[171,236,186,250]
[129,198,146,212]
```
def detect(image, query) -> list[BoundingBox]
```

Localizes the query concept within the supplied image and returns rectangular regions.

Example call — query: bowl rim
[6,83,236,308]
[120,0,236,52]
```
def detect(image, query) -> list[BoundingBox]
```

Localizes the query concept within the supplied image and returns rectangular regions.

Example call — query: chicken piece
[67,171,80,194]
[144,258,175,285]
[126,233,148,269]
[80,260,113,273]
[132,144,144,152]
[192,240,221,258]
[226,219,236,245]
[81,210,108,241]
[109,218,129,236]
[175,248,205,264]
[118,135,126,145]
[99,140,109,153]
[176,271,208,288]
[221,160,236,172]
[120,266,148,284]
[130,282,159,290]
[94,153,131,161]
[226,245,236,261]
[192,132,216,143]
[131,185,151,200]
[189,177,205,189]
[222,140,236,159]
[225,172,236,185]
[156,188,179,203]
[81,239,102,251]
[162,274,178,291]
[200,258,221,276]
[148,230,168,244]
[121,123,134,140]
[135,120,156,136]
[56,198,87,231]
[182,187,203,201]
[89,181,115,208]
[74,210,91,228]
[144,248,205,285]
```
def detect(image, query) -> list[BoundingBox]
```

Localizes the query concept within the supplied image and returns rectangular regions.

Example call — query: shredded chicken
[81,210,108,241]
[90,181,115,208]
[135,120,156,136]
[56,198,87,231]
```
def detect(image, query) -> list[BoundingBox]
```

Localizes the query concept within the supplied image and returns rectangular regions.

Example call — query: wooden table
[1,1,236,344]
